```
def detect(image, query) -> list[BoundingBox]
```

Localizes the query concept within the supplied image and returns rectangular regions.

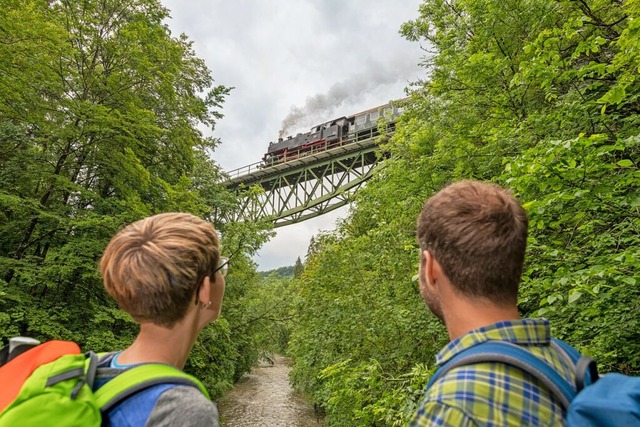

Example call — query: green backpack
[0,339,209,426]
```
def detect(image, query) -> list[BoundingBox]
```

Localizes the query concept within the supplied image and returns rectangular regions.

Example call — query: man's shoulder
[424,363,508,405]
[412,366,480,423]
[417,358,565,426]
[410,398,476,427]
[428,359,558,402]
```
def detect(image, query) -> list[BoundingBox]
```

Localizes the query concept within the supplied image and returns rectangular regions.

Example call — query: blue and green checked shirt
[410,319,574,426]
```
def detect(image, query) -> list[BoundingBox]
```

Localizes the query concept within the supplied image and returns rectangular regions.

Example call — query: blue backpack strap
[94,364,210,413]
[550,338,581,364]
[426,341,576,410]
[551,338,599,391]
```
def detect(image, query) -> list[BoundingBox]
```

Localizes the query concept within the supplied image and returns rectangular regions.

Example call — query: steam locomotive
[262,101,405,166]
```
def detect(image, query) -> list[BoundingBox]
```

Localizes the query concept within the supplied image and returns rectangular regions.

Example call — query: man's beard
[419,273,444,322]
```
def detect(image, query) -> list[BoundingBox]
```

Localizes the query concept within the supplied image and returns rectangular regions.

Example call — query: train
[262,100,405,166]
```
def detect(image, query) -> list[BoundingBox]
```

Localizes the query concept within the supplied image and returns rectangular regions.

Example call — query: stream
[218,355,323,427]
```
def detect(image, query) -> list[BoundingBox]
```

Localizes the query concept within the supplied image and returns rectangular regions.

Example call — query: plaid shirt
[410,319,574,427]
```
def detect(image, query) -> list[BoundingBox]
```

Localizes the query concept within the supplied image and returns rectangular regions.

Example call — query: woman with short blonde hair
[97,212,227,426]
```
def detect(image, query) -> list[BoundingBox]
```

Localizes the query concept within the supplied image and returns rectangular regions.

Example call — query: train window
[355,115,367,125]
[370,111,380,121]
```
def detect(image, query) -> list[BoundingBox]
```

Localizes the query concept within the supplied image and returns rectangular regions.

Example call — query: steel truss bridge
[222,128,391,228]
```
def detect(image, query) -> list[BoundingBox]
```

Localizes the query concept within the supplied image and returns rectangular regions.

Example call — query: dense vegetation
[259,265,294,279]
[0,0,278,398]
[1,0,638,425]
[287,0,640,425]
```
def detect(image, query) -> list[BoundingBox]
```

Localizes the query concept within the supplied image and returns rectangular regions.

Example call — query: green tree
[293,256,304,279]
[0,0,230,342]
[0,0,278,400]
[288,0,640,425]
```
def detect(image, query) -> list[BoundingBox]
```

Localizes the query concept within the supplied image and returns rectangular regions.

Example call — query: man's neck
[443,294,520,341]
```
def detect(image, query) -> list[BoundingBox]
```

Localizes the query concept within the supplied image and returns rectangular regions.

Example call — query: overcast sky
[161,0,424,270]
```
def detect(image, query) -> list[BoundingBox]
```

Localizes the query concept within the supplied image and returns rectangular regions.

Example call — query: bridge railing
[225,126,390,180]
[225,160,265,180]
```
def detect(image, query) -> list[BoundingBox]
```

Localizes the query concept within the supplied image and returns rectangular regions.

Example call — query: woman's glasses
[195,255,231,305]
[213,256,230,277]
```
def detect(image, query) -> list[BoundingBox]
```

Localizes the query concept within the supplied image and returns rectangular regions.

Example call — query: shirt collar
[436,318,551,366]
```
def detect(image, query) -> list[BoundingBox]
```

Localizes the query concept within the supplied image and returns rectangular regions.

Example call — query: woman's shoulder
[147,385,219,427]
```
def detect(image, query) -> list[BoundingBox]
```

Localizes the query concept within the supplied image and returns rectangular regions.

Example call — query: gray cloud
[162,0,423,270]
[280,58,407,137]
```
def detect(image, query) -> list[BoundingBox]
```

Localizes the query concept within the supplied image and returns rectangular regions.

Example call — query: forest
[1,0,639,426]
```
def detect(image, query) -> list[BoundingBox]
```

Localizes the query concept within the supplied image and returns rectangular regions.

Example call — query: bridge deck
[224,133,381,188]
[220,129,393,227]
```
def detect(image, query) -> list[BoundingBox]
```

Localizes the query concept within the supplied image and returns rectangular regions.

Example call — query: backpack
[426,338,640,426]
[0,337,210,426]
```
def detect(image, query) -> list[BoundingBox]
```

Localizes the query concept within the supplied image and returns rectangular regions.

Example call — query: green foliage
[509,133,640,373]
[289,231,446,426]
[294,256,304,279]
[318,359,432,427]
[2,0,639,422]
[259,265,295,279]
[288,0,640,425]
[0,0,274,402]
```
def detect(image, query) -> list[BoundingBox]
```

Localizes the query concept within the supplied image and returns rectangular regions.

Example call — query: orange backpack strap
[0,340,80,411]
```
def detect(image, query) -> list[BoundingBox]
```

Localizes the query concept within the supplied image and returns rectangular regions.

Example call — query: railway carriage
[263,101,404,166]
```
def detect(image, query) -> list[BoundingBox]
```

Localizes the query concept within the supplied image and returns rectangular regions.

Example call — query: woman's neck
[117,319,199,369]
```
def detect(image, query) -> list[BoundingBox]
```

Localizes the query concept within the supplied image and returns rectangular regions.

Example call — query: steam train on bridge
[262,101,405,166]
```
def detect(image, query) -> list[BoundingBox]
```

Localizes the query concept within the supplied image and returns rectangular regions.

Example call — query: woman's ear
[197,276,212,308]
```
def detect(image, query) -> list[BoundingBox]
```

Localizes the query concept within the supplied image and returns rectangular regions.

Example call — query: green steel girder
[223,134,388,227]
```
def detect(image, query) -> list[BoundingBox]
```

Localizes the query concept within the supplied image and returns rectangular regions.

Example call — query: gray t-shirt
[96,353,219,427]
[146,385,219,427]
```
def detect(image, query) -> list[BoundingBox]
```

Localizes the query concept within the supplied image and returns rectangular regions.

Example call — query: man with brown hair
[96,212,228,426]
[410,181,575,426]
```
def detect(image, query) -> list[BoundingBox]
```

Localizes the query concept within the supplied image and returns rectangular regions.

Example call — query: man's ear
[423,250,441,288]
[420,249,431,288]
[197,276,212,307]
